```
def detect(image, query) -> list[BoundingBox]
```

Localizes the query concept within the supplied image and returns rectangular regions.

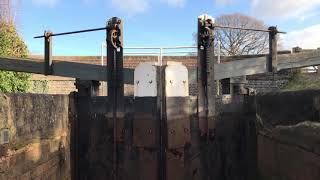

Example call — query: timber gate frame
[35,16,288,180]
[0,15,320,180]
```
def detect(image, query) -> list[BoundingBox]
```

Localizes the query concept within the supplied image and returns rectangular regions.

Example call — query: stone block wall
[256,90,320,180]
[246,70,293,93]
[0,94,71,180]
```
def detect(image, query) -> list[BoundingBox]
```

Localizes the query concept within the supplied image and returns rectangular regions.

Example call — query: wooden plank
[268,26,278,72]
[0,56,137,83]
[52,61,107,80]
[1,49,320,83]
[278,50,320,70]
[0,57,44,74]
[214,57,267,80]
[212,50,320,80]
[0,56,107,81]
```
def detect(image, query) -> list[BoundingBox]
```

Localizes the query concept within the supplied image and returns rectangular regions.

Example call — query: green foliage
[0,20,31,93]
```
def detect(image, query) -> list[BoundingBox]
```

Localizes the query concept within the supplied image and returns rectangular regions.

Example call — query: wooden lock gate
[1,14,320,180]
[69,15,256,180]
[67,16,216,180]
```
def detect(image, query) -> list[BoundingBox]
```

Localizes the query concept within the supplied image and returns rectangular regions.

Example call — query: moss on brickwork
[30,80,49,94]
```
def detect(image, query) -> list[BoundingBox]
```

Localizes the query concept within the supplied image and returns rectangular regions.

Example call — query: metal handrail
[100,44,197,66]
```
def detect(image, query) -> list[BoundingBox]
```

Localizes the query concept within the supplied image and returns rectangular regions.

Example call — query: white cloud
[111,0,186,15]
[111,0,150,15]
[251,0,320,20]
[31,0,60,7]
[214,0,235,6]
[161,0,186,7]
[281,24,320,49]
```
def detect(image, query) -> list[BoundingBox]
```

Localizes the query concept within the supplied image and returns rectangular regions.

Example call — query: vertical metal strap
[197,17,208,137]
[158,65,167,180]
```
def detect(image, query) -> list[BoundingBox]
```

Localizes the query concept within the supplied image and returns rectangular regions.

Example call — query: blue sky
[17,0,320,55]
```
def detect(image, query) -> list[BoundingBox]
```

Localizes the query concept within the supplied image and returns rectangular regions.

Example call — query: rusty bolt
[184,128,189,133]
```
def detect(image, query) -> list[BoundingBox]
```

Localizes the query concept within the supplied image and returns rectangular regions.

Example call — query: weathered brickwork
[0,94,71,180]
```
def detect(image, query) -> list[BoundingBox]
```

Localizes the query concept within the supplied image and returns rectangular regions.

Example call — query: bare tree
[0,0,20,23]
[0,0,11,21]
[215,13,269,56]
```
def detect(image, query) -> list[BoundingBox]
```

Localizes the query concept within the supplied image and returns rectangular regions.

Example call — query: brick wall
[0,94,71,180]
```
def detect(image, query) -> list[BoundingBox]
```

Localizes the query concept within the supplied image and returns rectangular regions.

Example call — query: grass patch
[282,73,320,91]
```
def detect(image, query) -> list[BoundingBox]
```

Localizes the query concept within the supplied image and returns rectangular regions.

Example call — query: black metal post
[107,17,124,180]
[197,15,216,180]
[44,31,53,75]
[197,15,216,138]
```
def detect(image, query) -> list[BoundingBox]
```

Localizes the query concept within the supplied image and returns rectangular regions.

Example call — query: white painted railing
[101,43,197,66]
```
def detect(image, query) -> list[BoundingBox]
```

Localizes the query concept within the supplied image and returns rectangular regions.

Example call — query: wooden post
[205,25,216,131]
[268,26,278,72]
[72,79,100,180]
[230,76,248,96]
[44,31,53,75]
[74,79,100,96]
